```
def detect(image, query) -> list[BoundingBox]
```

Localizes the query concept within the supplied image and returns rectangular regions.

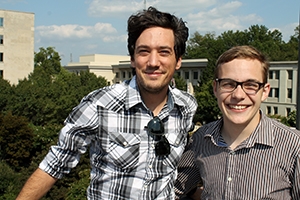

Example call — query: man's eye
[137,49,149,54]
[244,82,259,88]
[222,82,235,88]
[160,50,171,56]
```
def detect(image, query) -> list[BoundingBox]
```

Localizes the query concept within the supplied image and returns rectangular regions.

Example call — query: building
[65,54,130,85]
[261,61,298,117]
[0,9,34,85]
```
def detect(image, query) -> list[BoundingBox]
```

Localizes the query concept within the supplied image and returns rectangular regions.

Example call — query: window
[0,70,3,78]
[274,107,278,115]
[274,88,279,98]
[176,71,181,77]
[268,89,273,97]
[287,70,293,80]
[269,70,279,79]
[286,108,291,116]
[185,71,189,79]
[274,71,279,79]
[287,88,292,99]
[128,71,132,78]
[269,88,279,98]
[0,18,3,27]
[268,71,272,79]
[0,52,3,62]
[267,106,271,115]
[115,72,119,78]
[0,35,3,44]
[122,71,126,79]
[193,71,198,79]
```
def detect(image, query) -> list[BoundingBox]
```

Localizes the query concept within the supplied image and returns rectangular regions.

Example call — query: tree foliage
[8,47,107,126]
[0,112,34,170]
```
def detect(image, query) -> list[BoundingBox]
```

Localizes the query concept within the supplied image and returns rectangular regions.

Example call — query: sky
[1,0,299,66]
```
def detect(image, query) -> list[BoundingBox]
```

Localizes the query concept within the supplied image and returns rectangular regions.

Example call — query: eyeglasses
[146,116,170,156]
[215,78,265,95]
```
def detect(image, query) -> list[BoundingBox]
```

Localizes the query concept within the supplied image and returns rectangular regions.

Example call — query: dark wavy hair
[127,7,189,62]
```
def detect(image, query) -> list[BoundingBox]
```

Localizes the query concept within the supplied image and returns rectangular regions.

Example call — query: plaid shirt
[40,76,197,200]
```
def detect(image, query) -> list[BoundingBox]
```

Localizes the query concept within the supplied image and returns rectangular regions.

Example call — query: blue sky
[1,0,299,65]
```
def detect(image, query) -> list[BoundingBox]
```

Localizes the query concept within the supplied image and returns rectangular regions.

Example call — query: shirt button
[123,141,128,146]
[227,177,232,182]
[229,151,235,155]
[148,165,152,169]
[151,144,155,149]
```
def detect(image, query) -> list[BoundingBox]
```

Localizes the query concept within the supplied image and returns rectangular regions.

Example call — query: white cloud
[88,0,143,17]
[36,23,117,41]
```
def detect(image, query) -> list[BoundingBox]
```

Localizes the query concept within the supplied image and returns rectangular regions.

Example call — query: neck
[221,113,261,150]
[140,89,168,117]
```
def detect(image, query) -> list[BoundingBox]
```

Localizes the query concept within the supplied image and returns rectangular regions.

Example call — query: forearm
[16,168,57,200]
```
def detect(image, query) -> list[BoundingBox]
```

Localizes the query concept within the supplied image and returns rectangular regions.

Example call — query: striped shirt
[175,112,300,200]
[39,75,197,200]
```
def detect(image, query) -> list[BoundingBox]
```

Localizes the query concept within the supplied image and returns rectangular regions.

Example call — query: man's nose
[147,52,159,67]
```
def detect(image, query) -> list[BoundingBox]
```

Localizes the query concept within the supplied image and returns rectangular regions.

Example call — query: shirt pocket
[107,130,140,171]
[162,130,187,170]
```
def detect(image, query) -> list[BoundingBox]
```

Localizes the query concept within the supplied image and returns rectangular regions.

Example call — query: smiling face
[213,58,270,128]
[131,27,181,95]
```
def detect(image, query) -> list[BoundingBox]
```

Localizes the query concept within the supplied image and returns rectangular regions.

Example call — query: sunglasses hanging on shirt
[146,116,171,156]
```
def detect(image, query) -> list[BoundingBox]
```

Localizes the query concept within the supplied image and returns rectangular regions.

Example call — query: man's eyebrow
[136,45,173,50]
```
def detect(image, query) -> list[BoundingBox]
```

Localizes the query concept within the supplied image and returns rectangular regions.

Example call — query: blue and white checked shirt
[40,76,198,200]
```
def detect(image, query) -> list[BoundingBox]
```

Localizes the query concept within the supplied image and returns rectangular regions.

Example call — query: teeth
[229,105,246,110]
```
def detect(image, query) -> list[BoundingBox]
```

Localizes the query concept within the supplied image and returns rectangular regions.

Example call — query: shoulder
[171,87,198,110]
[271,117,300,139]
[191,120,220,142]
[81,83,128,108]
[265,117,300,153]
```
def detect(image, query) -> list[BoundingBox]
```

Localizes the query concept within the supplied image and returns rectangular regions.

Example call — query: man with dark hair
[17,7,197,200]
[175,45,300,200]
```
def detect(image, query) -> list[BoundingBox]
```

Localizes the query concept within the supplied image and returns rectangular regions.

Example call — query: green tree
[193,80,220,124]
[0,79,13,112]
[0,161,23,200]
[9,48,108,126]
[34,47,61,75]
[0,112,34,170]
[173,74,187,91]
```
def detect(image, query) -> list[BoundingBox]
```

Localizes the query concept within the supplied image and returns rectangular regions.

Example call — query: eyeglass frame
[215,78,266,95]
[146,116,171,156]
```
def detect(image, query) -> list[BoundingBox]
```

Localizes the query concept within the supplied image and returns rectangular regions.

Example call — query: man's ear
[261,83,270,101]
[213,80,218,97]
[175,57,182,70]
[131,57,136,69]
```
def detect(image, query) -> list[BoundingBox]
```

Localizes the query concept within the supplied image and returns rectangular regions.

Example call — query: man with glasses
[17,7,197,200]
[175,45,300,199]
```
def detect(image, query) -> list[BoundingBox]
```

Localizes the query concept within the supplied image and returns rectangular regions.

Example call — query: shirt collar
[205,111,274,148]
[247,111,274,147]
